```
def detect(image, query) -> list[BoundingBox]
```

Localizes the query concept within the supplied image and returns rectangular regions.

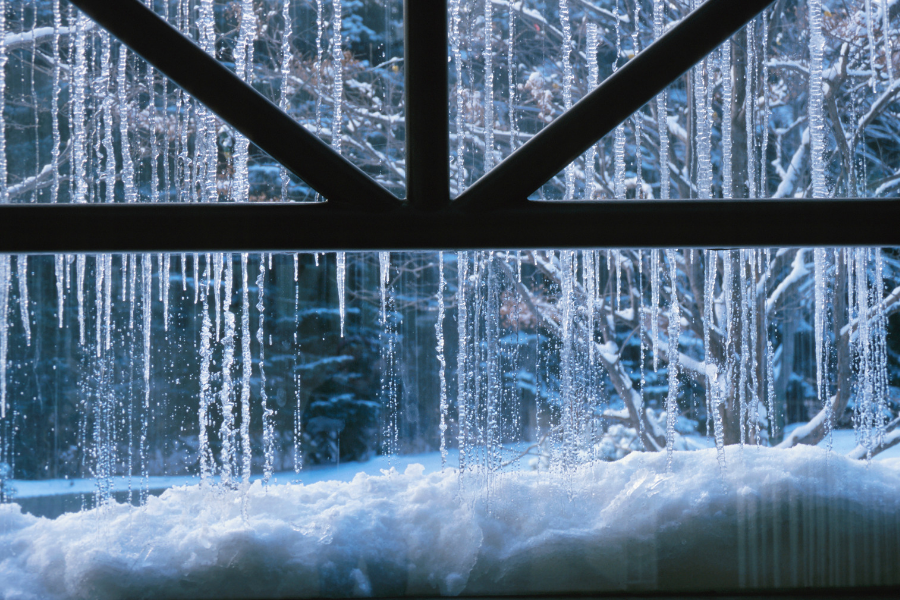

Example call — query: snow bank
[2,446,899,599]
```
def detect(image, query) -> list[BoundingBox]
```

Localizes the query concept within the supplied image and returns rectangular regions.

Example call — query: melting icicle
[456,251,469,475]
[651,249,660,370]
[257,258,273,484]
[118,48,137,204]
[279,0,293,201]
[653,0,669,200]
[77,256,85,345]
[558,0,575,198]
[665,249,680,472]
[436,253,448,470]
[220,256,237,488]
[141,254,153,504]
[337,252,346,337]
[507,0,518,152]
[866,0,878,91]
[585,24,600,199]
[198,261,213,484]
[240,254,252,496]
[721,43,733,198]
[331,0,343,155]
[451,0,465,192]
[16,256,30,346]
[814,247,829,441]
[50,0,61,204]
[483,0,495,172]
[808,0,827,199]
[0,257,8,420]
[703,250,716,437]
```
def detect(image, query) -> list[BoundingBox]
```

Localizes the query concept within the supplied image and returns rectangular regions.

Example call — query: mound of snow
[2,446,899,599]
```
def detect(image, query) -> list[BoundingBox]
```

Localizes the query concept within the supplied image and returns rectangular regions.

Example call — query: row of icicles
[0,248,893,510]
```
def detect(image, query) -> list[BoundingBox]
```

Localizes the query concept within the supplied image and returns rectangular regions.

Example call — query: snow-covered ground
[2,445,899,599]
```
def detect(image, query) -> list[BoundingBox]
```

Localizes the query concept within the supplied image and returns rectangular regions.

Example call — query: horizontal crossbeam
[2,200,898,253]
[66,0,401,211]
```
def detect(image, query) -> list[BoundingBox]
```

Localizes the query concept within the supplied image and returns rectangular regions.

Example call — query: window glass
[2,0,900,598]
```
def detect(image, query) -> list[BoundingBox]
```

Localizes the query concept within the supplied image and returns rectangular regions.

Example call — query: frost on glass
[449,0,900,200]
[2,1,900,599]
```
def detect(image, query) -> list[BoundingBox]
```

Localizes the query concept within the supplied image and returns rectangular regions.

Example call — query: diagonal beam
[453,0,776,211]
[2,199,899,253]
[67,0,401,211]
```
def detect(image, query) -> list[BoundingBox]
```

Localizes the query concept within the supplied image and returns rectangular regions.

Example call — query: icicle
[162,254,170,331]
[193,254,200,304]
[330,0,343,154]
[279,0,293,201]
[585,24,600,199]
[257,258,273,484]
[738,251,750,447]
[748,250,761,446]
[703,250,716,437]
[558,0,575,198]
[104,255,113,352]
[198,260,213,483]
[240,254,252,495]
[814,247,829,437]
[651,249,660,369]
[141,254,152,504]
[55,254,64,328]
[72,13,87,204]
[118,47,137,204]
[507,0,518,152]
[745,19,758,199]
[654,0,669,200]
[451,0,466,192]
[95,257,105,357]
[483,0,495,172]
[866,0,878,91]
[722,43,733,198]
[51,0,61,203]
[15,256,30,346]
[763,250,776,441]
[0,257,8,419]
[436,253,448,470]
[632,3,643,198]
[808,0,827,199]
[337,252,346,337]
[638,250,646,446]
[379,251,390,323]
[220,255,237,488]
[457,251,469,475]
[314,0,326,148]
[694,52,712,198]
[1,14,16,204]
[181,253,187,292]
[665,249,680,472]
[77,255,85,345]
[485,258,502,489]
[613,5,627,202]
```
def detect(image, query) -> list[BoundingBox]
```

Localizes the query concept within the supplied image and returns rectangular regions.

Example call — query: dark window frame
[1,0,897,253]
